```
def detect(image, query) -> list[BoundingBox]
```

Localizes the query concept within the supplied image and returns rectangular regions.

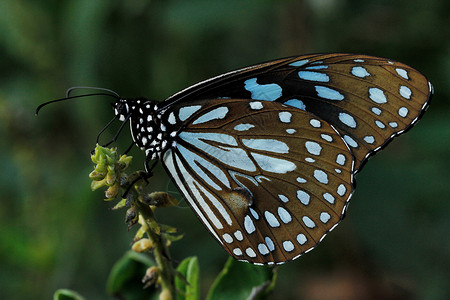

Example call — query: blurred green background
[0,0,448,299]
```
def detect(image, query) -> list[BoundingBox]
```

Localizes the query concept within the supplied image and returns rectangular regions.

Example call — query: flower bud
[125,207,138,226]
[142,266,160,288]
[159,288,172,300]
[131,238,153,252]
[89,170,106,181]
[105,182,120,199]
[105,171,117,186]
[91,178,107,191]
[142,192,178,208]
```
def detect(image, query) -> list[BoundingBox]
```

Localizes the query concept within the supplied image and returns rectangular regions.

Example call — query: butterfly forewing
[163,53,432,172]
[161,99,354,264]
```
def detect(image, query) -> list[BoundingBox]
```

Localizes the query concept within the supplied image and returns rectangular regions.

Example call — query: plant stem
[135,200,176,299]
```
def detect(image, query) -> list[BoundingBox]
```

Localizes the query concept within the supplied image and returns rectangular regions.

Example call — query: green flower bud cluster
[88,144,179,297]
[89,144,132,199]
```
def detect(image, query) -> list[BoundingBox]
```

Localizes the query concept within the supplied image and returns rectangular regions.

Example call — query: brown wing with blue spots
[161,99,354,264]
[162,53,433,172]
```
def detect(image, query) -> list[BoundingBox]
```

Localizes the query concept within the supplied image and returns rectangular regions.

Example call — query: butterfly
[37,53,432,265]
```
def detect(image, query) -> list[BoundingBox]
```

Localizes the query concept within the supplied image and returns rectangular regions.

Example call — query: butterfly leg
[102,114,131,147]
[121,160,158,198]
[124,141,135,154]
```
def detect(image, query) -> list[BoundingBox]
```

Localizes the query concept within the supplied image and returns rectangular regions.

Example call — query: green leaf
[175,256,200,300]
[106,251,158,299]
[53,289,85,300]
[206,258,277,300]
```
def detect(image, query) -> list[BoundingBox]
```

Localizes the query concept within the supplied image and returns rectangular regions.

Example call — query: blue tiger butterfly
[37,53,432,265]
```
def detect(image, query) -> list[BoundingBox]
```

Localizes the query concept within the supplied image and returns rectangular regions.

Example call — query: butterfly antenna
[66,86,121,98]
[36,92,120,116]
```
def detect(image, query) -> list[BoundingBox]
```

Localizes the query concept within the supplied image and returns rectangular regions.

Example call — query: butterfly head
[113,98,170,160]
[113,98,131,122]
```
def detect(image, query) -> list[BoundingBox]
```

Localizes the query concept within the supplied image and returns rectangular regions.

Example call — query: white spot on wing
[283,240,295,252]
[258,243,269,255]
[305,65,328,70]
[310,119,321,128]
[192,106,228,125]
[296,177,307,183]
[398,107,409,117]
[284,99,306,110]
[265,236,275,251]
[278,207,292,224]
[179,105,202,121]
[315,86,345,101]
[297,234,307,245]
[249,207,259,220]
[351,66,370,78]
[389,122,398,128]
[323,192,335,204]
[279,111,292,123]
[321,134,333,142]
[249,101,263,110]
[371,107,382,115]
[286,128,296,134]
[297,190,310,205]
[245,247,257,257]
[320,212,331,223]
[233,248,242,256]
[343,135,358,148]
[314,169,328,184]
[279,194,289,203]
[243,138,289,154]
[289,59,309,67]
[264,211,280,228]
[223,233,233,243]
[234,123,255,131]
[369,88,387,104]
[337,184,346,196]
[364,135,375,144]
[251,153,296,174]
[244,215,255,234]
[298,71,330,82]
[395,68,409,79]
[302,216,316,228]
[339,112,357,128]
[305,141,322,155]
[375,120,386,129]
[399,86,412,99]
[179,132,256,172]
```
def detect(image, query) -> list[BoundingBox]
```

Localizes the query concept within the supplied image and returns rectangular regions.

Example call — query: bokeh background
[0,0,448,299]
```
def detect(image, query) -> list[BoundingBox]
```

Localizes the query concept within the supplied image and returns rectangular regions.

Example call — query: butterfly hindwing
[161,99,354,264]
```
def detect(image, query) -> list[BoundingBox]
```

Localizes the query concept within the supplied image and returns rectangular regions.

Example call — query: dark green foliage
[1,1,448,299]
[53,289,85,300]
[106,251,158,300]
[176,257,200,300]
[206,258,277,300]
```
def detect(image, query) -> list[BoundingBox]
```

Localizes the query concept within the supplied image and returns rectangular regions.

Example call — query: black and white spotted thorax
[113,98,177,160]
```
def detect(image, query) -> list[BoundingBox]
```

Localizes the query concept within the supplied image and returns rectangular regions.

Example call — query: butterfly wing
[162,53,433,172]
[161,99,354,264]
